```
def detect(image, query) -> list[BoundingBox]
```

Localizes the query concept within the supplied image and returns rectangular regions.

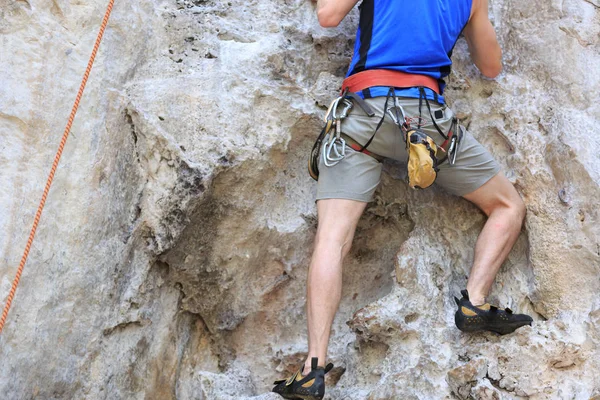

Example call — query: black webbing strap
[418,90,424,129]
[388,89,411,152]
[428,142,440,172]
[309,123,330,179]
[419,87,448,140]
[358,87,395,153]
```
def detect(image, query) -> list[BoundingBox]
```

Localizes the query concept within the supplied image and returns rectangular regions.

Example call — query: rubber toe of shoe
[493,313,533,335]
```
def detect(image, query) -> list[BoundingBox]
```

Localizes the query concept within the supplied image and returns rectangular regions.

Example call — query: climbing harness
[309,72,464,189]
[342,69,440,98]
[0,0,116,335]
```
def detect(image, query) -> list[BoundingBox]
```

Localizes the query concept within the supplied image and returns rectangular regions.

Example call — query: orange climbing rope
[0,0,115,335]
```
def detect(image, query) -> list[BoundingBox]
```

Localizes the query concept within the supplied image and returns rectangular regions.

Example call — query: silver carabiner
[324,97,342,123]
[386,99,406,127]
[322,128,346,167]
[325,137,346,166]
[449,125,464,165]
[321,97,353,167]
[334,99,353,120]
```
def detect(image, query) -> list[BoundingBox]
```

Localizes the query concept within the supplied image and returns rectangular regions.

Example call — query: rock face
[1,0,599,399]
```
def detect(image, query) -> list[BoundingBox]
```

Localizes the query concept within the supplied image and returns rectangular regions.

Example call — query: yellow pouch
[406,130,440,189]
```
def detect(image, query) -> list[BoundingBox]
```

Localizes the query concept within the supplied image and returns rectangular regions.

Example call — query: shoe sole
[456,320,532,335]
[277,395,322,400]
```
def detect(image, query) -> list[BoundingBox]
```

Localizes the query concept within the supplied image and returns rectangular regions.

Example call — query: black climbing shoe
[272,357,333,400]
[454,290,533,335]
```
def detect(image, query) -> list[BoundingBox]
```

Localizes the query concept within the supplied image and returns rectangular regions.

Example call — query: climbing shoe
[454,290,533,335]
[272,357,333,400]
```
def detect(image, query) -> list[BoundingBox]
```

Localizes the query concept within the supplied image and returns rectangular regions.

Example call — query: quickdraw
[309,91,374,181]
[322,98,352,167]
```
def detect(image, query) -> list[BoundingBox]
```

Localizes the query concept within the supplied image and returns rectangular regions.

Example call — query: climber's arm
[463,0,502,78]
[313,0,360,28]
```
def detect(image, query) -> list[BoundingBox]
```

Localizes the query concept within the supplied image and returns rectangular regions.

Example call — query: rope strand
[0,0,116,335]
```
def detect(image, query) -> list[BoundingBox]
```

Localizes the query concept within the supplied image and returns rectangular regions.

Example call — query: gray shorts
[316,96,501,202]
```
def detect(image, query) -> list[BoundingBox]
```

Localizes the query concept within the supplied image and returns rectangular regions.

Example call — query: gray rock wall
[1,0,599,399]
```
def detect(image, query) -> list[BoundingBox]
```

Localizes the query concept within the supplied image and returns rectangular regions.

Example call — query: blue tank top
[347,0,472,103]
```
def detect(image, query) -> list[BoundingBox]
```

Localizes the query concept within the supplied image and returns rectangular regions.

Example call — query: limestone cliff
[1,1,599,399]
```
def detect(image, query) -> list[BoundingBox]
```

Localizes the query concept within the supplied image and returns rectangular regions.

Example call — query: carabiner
[322,131,346,167]
[324,97,342,123]
[334,99,353,120]
[386,100,406,127]
[451,137,459,165]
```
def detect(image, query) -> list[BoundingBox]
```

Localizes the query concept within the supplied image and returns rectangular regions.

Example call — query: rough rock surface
[1,0,599,399]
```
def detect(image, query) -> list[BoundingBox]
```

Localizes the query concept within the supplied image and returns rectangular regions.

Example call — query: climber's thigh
[316,146,383,203]
[315,198,367,248]
[435,128,502,196]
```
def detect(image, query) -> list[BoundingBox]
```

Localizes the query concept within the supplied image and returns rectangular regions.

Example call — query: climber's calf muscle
[315,0,360,27]
[464,0,502,78]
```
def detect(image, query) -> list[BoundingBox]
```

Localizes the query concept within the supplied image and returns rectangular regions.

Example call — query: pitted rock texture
[1,0,599,399]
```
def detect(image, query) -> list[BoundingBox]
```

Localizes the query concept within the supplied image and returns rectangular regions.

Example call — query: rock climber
[273,1,534,399]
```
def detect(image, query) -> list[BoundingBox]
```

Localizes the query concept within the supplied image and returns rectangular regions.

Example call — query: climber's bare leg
[304,198,366,372]
[462,173,526,305]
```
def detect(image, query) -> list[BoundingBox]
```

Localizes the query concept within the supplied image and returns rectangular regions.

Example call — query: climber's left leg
[435,124,532,333]
[304,198,367,372]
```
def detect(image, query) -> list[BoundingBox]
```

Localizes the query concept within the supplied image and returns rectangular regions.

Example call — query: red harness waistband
[342,69,440,95]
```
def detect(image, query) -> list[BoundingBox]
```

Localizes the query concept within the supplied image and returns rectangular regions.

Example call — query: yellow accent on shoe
[475,303,491,311]
[461,306,477,316]
[302,378,316,388]
[285,370,300,386]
